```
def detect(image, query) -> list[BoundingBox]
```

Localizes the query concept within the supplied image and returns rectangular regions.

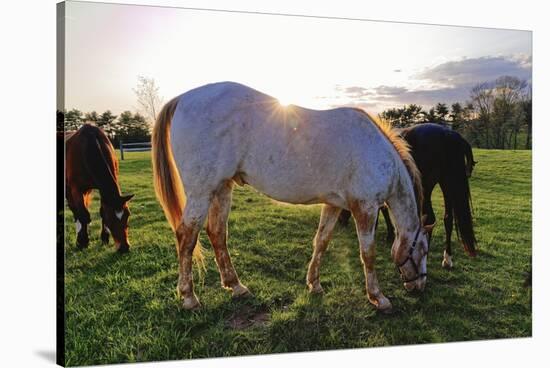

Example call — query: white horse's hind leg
[206,181,250,298]
[307,205,341,294]
[350,201,392,313]
[176,197,210,310]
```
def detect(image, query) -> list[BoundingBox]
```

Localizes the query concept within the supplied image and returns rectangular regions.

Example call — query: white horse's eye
[115,210,123,220]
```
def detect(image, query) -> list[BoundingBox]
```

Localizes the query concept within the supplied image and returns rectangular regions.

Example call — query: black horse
[339,123,477,268]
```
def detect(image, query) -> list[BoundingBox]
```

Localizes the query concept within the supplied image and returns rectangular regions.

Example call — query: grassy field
[63,149,532,366]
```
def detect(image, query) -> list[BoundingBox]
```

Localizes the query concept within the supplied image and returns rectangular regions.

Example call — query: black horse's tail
[446,133,477,256]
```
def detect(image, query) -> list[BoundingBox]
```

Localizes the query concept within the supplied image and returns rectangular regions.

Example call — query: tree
[64,108,84,131]
[380,104,425,128]
[493,76,528,149]
[117,111,151,142]
[470,82,495,148]
[434,103,449,125]
[522,95,532,149]
[425,107,437,124]
[84,111,99,124]
[449,102,463,130]
[133,75,163,123]
[97,110,118,136]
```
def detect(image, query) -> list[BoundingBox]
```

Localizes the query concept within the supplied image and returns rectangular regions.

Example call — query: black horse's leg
[380,206,394,242]
[338,209,352,226]
[440,181,454,269]
[423,182,436,245]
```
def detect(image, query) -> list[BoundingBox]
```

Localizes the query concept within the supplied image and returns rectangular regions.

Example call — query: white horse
[152,81,433,312]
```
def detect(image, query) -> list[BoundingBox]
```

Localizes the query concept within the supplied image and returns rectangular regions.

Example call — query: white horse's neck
[386,168,420,237]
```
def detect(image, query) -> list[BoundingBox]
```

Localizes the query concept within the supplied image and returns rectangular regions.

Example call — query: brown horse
[64,124,134,252]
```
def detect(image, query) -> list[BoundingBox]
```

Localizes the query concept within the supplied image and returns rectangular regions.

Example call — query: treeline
[379,76,532,149]
[57,109,151,144]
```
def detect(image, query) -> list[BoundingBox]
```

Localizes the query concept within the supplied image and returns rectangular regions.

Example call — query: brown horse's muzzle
[115,241,130,253]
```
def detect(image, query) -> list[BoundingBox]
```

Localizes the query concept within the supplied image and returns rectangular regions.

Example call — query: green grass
[63,149,532,366]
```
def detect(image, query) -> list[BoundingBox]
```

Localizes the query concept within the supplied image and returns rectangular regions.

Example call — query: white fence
[119,141,151,160]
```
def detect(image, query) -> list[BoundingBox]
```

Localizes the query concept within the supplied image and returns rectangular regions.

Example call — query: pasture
[63,149,531,366]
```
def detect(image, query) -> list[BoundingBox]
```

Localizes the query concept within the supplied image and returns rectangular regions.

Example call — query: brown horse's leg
[440,181,454,269]
[67,188,92,249]
[351,201,392,312]
[307,205,341,294]
[99,205,110,245]
[176,197,209,310]
[206,181,250,298]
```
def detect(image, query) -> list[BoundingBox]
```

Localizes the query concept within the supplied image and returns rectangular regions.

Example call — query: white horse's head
[392,222,434,291]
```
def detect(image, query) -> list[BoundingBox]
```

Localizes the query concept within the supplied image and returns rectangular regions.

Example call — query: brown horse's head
[101,193,134,252]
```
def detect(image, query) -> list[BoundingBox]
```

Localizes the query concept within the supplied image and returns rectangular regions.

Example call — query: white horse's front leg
[351,201,392,313]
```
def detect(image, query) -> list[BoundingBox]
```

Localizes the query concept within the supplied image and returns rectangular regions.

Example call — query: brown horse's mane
[352,108,424,217]
[78,124,122,205]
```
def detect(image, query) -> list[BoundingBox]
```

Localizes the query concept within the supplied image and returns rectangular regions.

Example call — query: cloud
[414,55,531,87]
[341,86,374,98]
[373,85,409,96]
[336,54,532,112]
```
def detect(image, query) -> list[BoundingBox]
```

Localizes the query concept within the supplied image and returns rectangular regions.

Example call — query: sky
[62,1,532,115]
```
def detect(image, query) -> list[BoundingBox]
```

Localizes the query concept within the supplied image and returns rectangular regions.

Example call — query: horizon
[62,2,532,116]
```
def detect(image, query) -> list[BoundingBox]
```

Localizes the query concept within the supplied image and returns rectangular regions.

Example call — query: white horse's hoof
[308,282,324,294]
[369,293,392,313]
[182,295,201,310]
[232,283,252,298]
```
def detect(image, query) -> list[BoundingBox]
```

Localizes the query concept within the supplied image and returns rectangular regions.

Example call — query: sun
[276,96,292,107]
[276,94,293,107]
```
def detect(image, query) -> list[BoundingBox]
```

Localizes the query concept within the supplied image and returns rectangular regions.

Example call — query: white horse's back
[171,81,400,209]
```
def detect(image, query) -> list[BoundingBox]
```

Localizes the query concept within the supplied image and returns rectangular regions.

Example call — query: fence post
[120,138,124,161]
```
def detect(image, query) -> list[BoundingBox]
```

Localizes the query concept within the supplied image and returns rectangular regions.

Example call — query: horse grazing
[152,81,432,312]
[64,124,134,252]
[339,123,477,268]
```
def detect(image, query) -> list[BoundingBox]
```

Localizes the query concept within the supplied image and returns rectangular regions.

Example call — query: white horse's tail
[152,96,204,267]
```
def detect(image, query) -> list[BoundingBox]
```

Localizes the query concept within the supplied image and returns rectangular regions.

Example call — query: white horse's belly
[241,173,346,207]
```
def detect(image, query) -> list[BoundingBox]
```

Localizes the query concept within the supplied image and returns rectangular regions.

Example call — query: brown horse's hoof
[116,244,130,253]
